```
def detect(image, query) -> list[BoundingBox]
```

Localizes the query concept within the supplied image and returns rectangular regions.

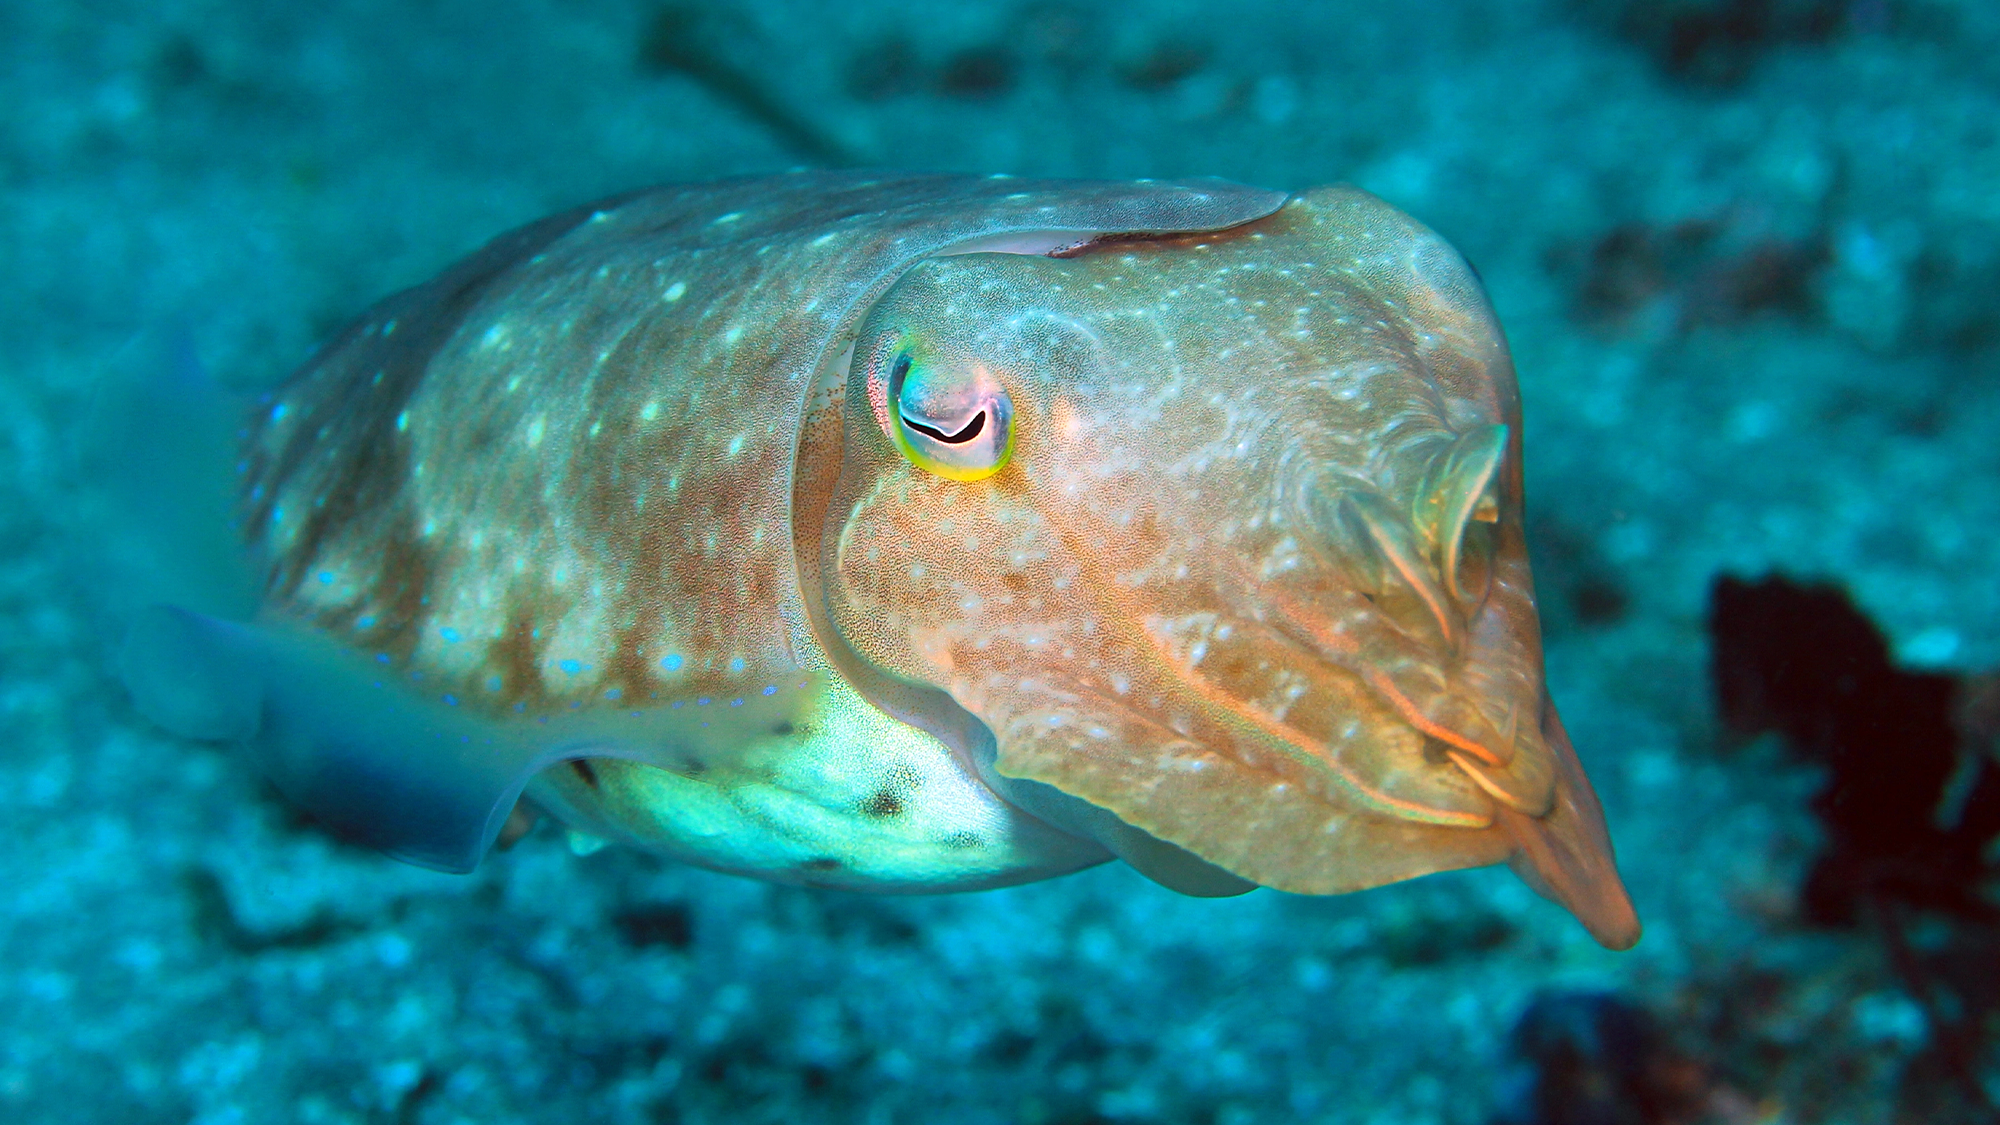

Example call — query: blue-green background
[5,1,1997,1121]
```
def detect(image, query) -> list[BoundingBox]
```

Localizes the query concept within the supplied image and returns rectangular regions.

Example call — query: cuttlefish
[120,171,1640,949]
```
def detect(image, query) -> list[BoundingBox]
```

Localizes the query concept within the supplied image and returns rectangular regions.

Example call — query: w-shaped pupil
[906,411,986,445]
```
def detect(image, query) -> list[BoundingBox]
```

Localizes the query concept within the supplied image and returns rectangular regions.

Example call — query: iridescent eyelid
[883,345,1015,483]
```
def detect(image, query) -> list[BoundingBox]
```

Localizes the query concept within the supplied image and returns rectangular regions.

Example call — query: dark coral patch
[612,902,695,950]
[1708,573,2000,923]
[1574,0,1854,88]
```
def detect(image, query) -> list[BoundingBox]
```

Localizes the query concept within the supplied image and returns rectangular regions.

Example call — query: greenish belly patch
[530,673,1104,891]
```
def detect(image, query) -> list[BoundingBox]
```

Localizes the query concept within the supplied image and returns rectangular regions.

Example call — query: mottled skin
[145,171,1637,948]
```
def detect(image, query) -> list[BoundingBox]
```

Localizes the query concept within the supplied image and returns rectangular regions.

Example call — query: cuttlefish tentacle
[1116,605,1496,828]
[1240,551,1515,772]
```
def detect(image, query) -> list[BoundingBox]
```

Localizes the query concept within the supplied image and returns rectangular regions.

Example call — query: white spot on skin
[664,281,687,302]
[526,416,546,448]
[395,411,409,433]
[640,401,660,422]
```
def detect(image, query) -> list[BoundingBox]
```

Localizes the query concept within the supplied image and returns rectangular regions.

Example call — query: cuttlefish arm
[1502,697,1639,950]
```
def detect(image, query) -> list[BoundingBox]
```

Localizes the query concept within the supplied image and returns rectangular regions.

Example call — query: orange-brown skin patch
[824,187,1638,946]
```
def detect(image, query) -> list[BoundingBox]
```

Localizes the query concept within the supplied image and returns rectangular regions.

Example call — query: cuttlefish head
[821,187,1638,948]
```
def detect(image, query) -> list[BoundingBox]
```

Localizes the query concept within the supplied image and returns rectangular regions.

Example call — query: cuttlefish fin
[101,340,533,872]
[1498,695,1641,950]
[1094,811,1260,898]
[122,604,264,744]
[123,605,783,873]
[992,771,1253,897]
[123,605,550,871]
[87,332,260,623]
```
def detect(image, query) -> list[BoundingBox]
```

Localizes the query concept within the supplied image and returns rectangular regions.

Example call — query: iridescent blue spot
[440,627,462,643]
[317,571,334,586]
[729,657,746,673]
[761,684,777,696]
[375,653,391,664]
[605,688,622,701]
[443,694,459,706]
[660,654,684,671]
[270,403,288,421]
[697,696,711,706]
[671,700,684,710]
[559,659,582,674]
[569,701,581,710]
[486,675,502,692]
[730,697,744,707]
[459,735,470,744]
[513,701,526,713]
[357,615,376,630]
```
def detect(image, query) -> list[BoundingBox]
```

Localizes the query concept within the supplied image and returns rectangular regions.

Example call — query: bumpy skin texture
[193,172,1636,947]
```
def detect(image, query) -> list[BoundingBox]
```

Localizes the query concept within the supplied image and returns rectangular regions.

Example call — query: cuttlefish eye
[879,341,1015,482]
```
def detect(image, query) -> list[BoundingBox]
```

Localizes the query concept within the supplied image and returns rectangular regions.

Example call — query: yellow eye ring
[881,348,1015,482]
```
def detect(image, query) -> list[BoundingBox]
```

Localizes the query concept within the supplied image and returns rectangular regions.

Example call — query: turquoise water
[5,1,1998,1121]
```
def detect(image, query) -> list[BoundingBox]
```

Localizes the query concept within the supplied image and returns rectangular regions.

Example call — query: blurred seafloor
[4,1,2000,1122]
